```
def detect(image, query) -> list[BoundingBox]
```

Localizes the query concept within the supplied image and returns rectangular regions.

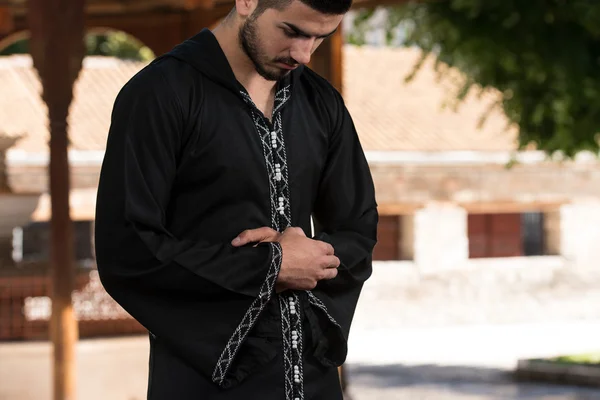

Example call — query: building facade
[1,46,600,339]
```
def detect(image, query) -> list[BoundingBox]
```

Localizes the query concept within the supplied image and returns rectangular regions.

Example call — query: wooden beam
[377,203,423,215]
[460,201,566,214]
[183,0,215,10]
[328,27,343,94]
[377,201,568,216]
[308,25,344,94]
[1,0,414,19]
[2,0,228,16]
[0,7,12,34]
[84,0,215,13]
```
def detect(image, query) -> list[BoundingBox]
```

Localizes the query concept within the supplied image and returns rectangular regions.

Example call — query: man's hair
[254,0,352,17]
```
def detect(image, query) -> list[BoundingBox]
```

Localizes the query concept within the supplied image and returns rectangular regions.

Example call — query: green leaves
[350,0,600,156]
[347,9,377,45]
[85,32,154,62]
[2,31,154,62]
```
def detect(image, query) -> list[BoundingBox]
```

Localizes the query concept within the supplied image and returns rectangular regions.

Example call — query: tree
[349,0,600,156]
[85,31,154,61]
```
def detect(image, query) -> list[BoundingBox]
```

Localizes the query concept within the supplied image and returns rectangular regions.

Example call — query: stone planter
[0,193,41,238]
[515,358,600,388]
[0,193,41,266]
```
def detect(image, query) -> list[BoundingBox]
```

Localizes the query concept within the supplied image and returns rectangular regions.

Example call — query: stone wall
[388,201,600,269]
[7,157,600,269]
[371,162,600,209]
[357,258,600,329]
[7,164,100,193]
[9,160,600,208]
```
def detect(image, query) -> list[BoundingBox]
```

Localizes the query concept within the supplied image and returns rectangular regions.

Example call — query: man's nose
[290,39,315,65]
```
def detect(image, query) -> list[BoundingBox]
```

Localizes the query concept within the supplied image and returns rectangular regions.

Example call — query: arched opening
[0,30,29,54]
[85,28,155,61]
[0,28,155,61]
[0,27,155,342]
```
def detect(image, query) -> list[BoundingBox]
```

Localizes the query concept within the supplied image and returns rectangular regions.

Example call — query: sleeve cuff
[211,242,282,388]
[303,290,347,368]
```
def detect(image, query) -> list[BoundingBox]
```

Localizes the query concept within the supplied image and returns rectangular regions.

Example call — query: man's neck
[212,21,277,95]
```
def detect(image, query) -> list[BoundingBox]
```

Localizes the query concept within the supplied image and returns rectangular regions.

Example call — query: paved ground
[2,324,600,400]
[346,322,600,369]
[346,363,600,400]
[2,260,600,399]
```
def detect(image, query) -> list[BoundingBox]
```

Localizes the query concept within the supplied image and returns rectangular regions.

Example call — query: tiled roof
[343,45,518,151]
[0,46,519,154]
[0,55,147,153]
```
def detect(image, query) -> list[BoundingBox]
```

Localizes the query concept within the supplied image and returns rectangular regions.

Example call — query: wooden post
[309,26,344,95]
[0,7,13,35]
[28,1,85,399]
[328,27,344,95]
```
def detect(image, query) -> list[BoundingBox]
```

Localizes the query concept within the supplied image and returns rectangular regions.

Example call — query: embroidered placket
[241,86,304,400]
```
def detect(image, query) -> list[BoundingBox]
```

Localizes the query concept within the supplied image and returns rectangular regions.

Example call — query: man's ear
[235,0,259,18]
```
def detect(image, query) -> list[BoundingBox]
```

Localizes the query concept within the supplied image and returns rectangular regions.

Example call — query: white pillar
[559,201,600,268]
[400,214,414,260]
[413,202,469,271]
[543,210,561,256]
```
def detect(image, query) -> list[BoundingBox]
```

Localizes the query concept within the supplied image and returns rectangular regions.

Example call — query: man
[94,0,378,397]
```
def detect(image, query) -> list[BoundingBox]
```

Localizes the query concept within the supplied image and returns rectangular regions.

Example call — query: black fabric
[95,28,377,399]
[147,334,342,400]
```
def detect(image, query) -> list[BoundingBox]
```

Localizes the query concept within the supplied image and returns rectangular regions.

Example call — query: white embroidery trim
[212,242,282,386]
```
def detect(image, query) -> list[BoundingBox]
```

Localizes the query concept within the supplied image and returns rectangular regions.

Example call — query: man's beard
[239,17,291,81]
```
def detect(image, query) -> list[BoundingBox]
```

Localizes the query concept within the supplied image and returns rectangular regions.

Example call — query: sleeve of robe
[303,88,379,368]
[94,62,280,389]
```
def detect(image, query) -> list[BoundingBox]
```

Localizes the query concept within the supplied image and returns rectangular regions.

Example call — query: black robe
[94,28,378,400]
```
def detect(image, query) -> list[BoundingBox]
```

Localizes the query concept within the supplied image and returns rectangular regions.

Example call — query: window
[468,212,545,258]
[16,220,95,262]
[521,212,545,256]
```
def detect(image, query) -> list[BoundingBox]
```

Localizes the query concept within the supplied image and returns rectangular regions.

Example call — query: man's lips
[277,62,298,70]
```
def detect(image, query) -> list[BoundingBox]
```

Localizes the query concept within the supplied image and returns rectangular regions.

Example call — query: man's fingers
[284,226,306,237]
[320,255,340,269]
[232,227,278,246]
[330,256,341,268]
[320,242,335,255]
[318,257,340,280]
[320,268,338,281]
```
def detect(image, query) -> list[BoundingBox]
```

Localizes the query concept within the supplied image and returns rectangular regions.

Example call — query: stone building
[1,46,600,339]
[342,46,600,270]
[2,46,600,268]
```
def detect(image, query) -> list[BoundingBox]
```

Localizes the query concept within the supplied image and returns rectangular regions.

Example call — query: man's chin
[256,66,290,82]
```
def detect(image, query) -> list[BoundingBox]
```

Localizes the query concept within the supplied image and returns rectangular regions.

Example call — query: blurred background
[1,0,600,399]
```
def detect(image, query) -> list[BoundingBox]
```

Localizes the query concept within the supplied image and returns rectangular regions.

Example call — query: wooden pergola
[0,0,397,92]
[0,0,398,399]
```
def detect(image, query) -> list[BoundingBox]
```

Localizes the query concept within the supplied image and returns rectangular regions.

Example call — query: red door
[468,213,523,258]
[373,215,401,261]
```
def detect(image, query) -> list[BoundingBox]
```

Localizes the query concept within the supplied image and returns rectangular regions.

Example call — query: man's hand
[231,227,281,247]
[277,227,340,291]
[231,226,340,292]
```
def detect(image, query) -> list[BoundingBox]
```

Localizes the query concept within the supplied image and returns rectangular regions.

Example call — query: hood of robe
[166,28,303,99]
